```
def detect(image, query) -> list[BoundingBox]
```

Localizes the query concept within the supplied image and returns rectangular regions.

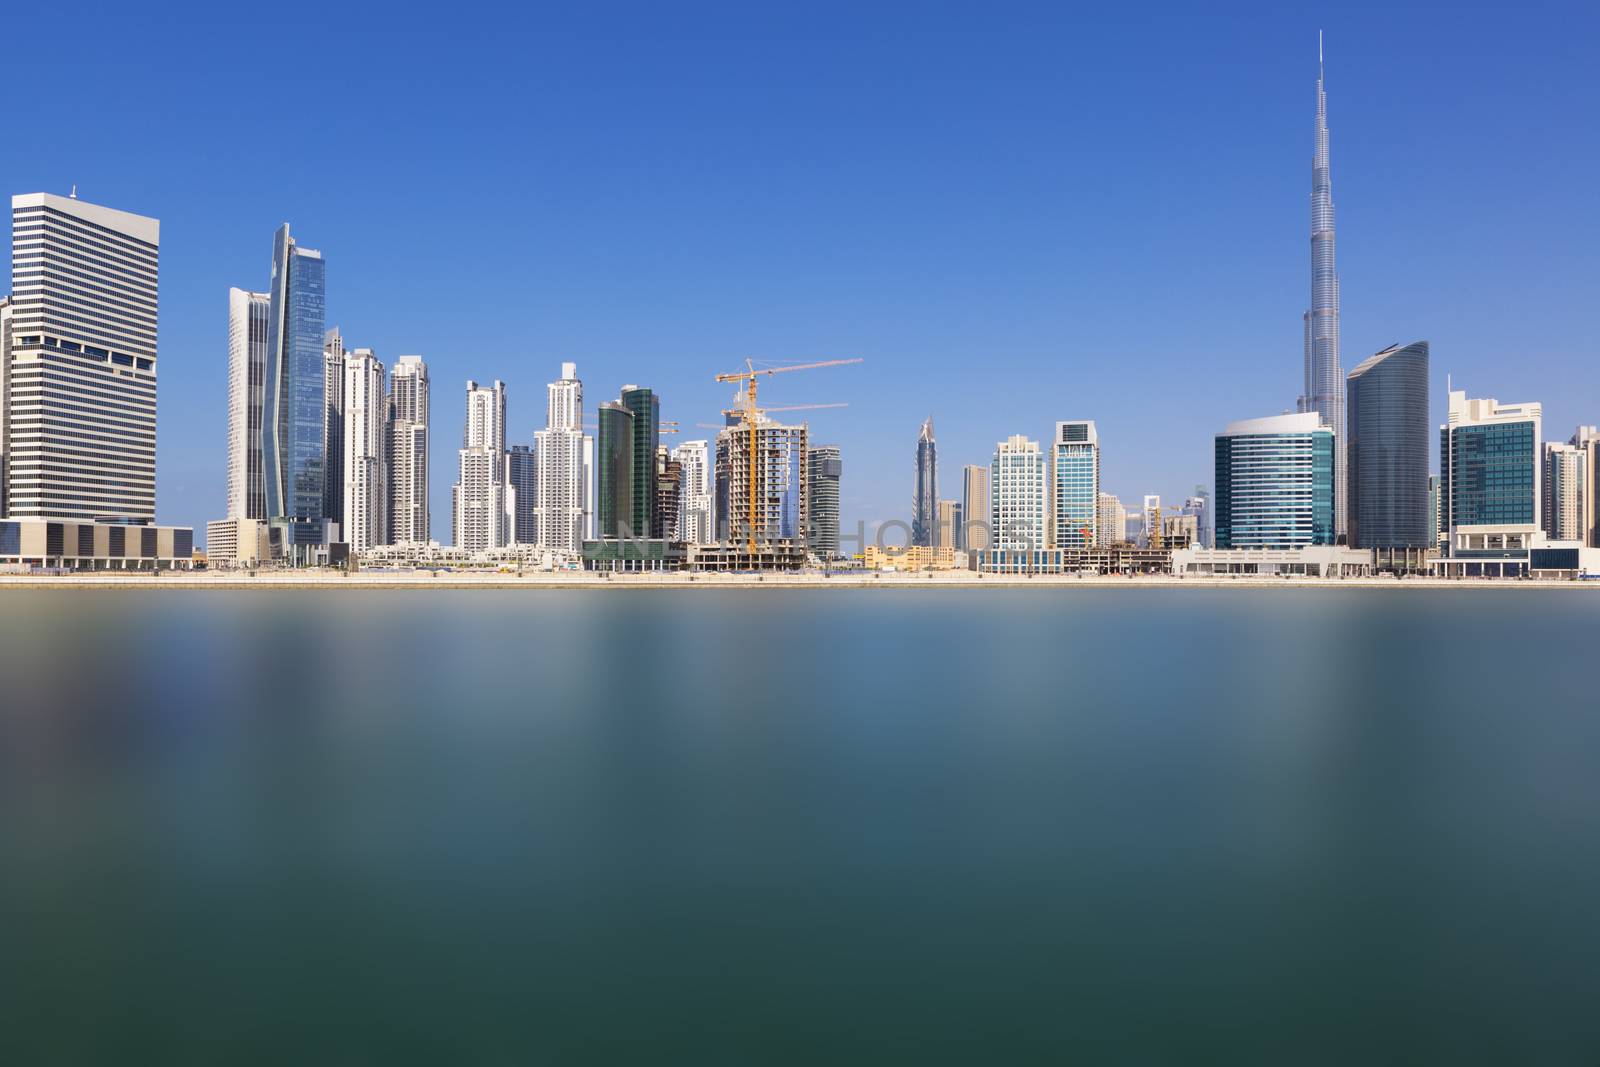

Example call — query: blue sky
[7,0,1597,539]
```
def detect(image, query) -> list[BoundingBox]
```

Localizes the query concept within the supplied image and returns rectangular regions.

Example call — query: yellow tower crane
[714,359,862,554]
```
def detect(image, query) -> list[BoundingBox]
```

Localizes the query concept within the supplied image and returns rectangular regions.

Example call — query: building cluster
[204,222,848,571]
[1,47,1594,579]
[894,49,1599,580]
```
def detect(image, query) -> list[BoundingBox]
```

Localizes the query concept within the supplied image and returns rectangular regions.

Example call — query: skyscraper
[387,355,430,544]
[962,464,989,552]
[225,288,270,522]
[505,443,537,545]
[0,296,10,517]
[263,224,328,557]
[1572,426,1600,547]
[655,446,682,542]
[991,434,1045,552]
[452,379,507,553]
[342,347,387,551]
[619,386,660,538]
[1543,442,1586,543]
[1346,341,1430,549]
[535,362,590,552]
[1142,495,1162,546]
[1439,390,1542,575]
[1097,492,1126,547]
[913,417,937,546]
[596,400,634,539]
[322,328,346,535]
[807,444,842,557]
[1215,413,1335,549]
[716,416,808,547]
[1299,36,1347,539]
[4,193,160,523]
[673,439,714,545]
[1050,420,1099,548]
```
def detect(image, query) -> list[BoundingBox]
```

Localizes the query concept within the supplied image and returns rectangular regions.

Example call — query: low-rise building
[1,519,194,571]
[1169,545,1374,578]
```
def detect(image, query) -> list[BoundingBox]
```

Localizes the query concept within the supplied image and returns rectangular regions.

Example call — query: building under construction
[714,414,809,569]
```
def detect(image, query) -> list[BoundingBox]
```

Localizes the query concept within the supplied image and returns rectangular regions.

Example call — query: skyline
[5,5,1598,539]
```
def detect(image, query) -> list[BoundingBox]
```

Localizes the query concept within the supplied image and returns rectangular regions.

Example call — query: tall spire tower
[1300,31,1346,538]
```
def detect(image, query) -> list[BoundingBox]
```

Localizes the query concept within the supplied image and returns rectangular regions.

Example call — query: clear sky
[7,0,1597,540]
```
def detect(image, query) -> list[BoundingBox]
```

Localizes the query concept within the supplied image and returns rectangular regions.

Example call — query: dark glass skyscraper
[1346,341,1430,549]
[619,386,659,537]
[596,401,633,539]
[912,417,937,546]
[262,224,327,554]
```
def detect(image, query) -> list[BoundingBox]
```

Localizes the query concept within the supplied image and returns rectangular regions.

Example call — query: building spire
[1302,27,1346,538]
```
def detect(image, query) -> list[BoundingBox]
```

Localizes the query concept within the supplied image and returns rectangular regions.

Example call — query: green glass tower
[619,386,659,537]
[596,401,633,539]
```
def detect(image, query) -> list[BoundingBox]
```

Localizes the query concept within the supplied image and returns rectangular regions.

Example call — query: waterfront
[3,590,1598,1062]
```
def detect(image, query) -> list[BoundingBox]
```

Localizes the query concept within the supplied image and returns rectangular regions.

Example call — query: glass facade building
[619,386,659,538]
[596,401,634,539]
[1442,422,1537,528]
[1214,413,1334,549]
[1345,341,1429,549]
[1050,421,1099,548]
[1299,42,1347,539]
[913,417,937,547]
[807,445,842,557]
[262,224,327,550]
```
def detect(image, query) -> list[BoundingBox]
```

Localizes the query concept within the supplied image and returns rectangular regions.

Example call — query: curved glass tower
[1299,36,1346,539]
[1346,342,1430,549]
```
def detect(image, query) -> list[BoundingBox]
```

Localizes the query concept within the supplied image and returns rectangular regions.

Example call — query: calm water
[2,589,1598,1063]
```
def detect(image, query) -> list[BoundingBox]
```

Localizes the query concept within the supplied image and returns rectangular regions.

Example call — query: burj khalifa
[1299,34,1346,538]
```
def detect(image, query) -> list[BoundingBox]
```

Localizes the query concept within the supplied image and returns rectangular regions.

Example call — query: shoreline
[2,573,1598,591]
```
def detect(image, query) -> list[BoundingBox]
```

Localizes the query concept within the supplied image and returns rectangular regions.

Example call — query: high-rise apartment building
[807,444,842,557]
[4,193,160,523]
[913,417,937,546]
[937,499,961,552]
[990,434,1045,551]
[1214,412,1335,549]
[1543,442,1586,543]
[673,439,714,545]
[1572,426,1600,547]
[225,289,269,522]
[0,297,10,516]
[1142,495,1162,546]
[342,348,387,551]
[452,379,507,553]
[1546,426,1599,547]
[263,224,328,556]
[655,446,682,542]
[1298,37,1347,538]
[506,444,537,545]
[535,362,591,552]
[1346,341,1430,549]
[1097,492,1126,547]
[322,328,346,535]
[962,464,989,552]
[1050,420,1099,548]
[387,354,429,544]
[716,417,808,547]
[1439,390,1542,574]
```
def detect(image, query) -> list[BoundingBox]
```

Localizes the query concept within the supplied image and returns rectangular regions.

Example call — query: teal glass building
[1214,413,1335,549]
[1050,421,1099,548]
